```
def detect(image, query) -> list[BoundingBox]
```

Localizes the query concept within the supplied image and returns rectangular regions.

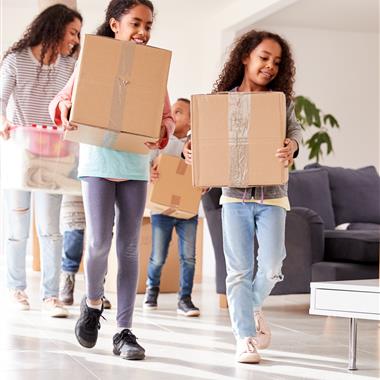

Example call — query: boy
[144,98,200,317]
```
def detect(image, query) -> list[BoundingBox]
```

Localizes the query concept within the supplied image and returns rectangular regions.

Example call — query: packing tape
[102,130,119,147]
[176,159,187,175]
[109,43,134,132]
[162,194,181,216]
[228,93,251,187]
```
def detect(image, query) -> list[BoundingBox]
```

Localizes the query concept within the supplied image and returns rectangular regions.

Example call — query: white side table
[310,279,380,370]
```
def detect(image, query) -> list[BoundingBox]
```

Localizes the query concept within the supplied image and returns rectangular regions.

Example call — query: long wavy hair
[2,4,82,67]
[97,0,154,37]
[213,30,296,104]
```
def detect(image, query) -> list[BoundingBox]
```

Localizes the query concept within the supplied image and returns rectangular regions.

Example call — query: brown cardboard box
[104,216,203,294]
[66,34,171,154]
[191,92,288,187]
[147,155,202,219]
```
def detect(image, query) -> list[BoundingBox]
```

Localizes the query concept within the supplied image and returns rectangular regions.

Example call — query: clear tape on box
[228,92,251,187]
[1,126,81,195]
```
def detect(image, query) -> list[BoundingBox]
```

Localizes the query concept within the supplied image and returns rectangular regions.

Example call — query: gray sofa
[202,165,380,296]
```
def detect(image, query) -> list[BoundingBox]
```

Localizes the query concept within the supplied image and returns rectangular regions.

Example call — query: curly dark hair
[2,4,82,67]
[97,0,154,37]
[213,30,296,104]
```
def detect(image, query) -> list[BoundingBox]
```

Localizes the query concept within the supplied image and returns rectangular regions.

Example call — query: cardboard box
[66,34,171,154]
[147,155,202,219]
[191,92,288,187]
[104,216,204,294]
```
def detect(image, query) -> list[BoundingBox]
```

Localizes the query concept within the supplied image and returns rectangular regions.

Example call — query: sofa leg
[219,294,228,308]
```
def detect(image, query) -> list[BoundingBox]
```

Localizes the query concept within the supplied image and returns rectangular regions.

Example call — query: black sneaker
[143,286,159,310]
[75,297,104,348]
[102,296,112,310]
[177,296,200,317]
[113,329,145,360]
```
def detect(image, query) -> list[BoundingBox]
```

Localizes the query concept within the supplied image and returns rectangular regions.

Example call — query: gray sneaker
[177,296,200,317]
[59,273,75,306]
[113,329,145,360]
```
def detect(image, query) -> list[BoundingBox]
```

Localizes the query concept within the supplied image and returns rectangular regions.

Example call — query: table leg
[348,318,357,370]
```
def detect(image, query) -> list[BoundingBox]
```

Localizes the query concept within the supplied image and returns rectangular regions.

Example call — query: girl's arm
[49,68,77,127]
[158,91,175,149]
[285,102,302,156]
[0,55,16,138]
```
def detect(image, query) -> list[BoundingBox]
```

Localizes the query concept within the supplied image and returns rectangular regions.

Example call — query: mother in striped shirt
[0,4,82,318]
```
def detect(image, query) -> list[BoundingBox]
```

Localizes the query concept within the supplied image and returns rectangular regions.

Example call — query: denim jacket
[222,100,302,201]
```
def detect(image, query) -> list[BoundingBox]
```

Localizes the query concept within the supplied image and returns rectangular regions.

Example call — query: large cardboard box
[191,92,288,187]
[147,155,202,219]
[66,34,171,154]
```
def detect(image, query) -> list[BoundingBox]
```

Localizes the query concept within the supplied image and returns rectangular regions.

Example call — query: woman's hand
[183,139,192,165]
[145,124,168,150]
[59,100,77,130]
[276,138,298,167]
[150,162,160,183]
[0,116,14,140]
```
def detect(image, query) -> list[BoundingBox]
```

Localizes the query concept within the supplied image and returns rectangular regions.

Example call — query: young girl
[217,30,302,364]
[49,0,174,360]
[0,4,82,317]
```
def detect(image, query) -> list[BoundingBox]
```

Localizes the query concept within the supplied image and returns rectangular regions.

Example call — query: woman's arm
[0,55,16,139]
[49,68,77,127]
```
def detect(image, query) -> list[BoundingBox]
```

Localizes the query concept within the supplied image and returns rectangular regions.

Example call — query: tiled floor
[1,261,379,380]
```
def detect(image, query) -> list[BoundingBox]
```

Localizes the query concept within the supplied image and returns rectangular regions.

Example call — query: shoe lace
[115,329,138,345]
[181,297,195,309]
[84,309,105,330]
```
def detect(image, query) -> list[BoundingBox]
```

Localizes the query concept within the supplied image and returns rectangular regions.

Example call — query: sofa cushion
[288,168,336,229]
[305,164,380,225]
[348,223,380,232]
[324,230,380,263]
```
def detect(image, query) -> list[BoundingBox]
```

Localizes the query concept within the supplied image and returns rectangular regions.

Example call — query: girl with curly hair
[50,0,174,360]
[216,30,302,364]
[0,4,82,317]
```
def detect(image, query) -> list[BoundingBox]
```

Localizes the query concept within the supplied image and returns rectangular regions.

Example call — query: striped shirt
[1,48,76,127]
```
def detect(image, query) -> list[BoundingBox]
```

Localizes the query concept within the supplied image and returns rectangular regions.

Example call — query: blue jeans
[222,202,286,339]
[61,229,84,273]
[4,190,63,299]
[147,214,198,298]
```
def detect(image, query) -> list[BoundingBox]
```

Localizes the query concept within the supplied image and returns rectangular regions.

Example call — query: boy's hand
[183,139,192,165]
[0,116,14,140]
[276,138,297,167]
[59,100,77,130]
[150,162,160,183]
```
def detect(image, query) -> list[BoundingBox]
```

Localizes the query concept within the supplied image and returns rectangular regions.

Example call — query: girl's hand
[145,124,168,150]
[276,138,297,167]
[0,116,14,140]
[183,139,192,165]
[150,162,160,183]
[59,100,77,130]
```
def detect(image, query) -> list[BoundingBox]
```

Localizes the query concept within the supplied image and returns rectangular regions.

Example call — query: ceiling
[254,0,379,33]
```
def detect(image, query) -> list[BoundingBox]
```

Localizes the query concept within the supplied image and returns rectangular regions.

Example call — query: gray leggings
[81,177,147,328]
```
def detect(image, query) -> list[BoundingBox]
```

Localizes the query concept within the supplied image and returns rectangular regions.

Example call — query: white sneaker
[10,289,30,311]
[43,297,69,318]
[253,311,271,349]
[236,337,261,363]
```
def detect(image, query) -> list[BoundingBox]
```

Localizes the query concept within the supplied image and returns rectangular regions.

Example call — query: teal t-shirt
[78,144,149,180]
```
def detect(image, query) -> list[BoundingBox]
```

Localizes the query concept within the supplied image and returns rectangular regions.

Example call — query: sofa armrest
[286,207,325,264]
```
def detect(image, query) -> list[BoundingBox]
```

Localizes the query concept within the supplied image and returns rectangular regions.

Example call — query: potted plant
[294,95,340,164]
